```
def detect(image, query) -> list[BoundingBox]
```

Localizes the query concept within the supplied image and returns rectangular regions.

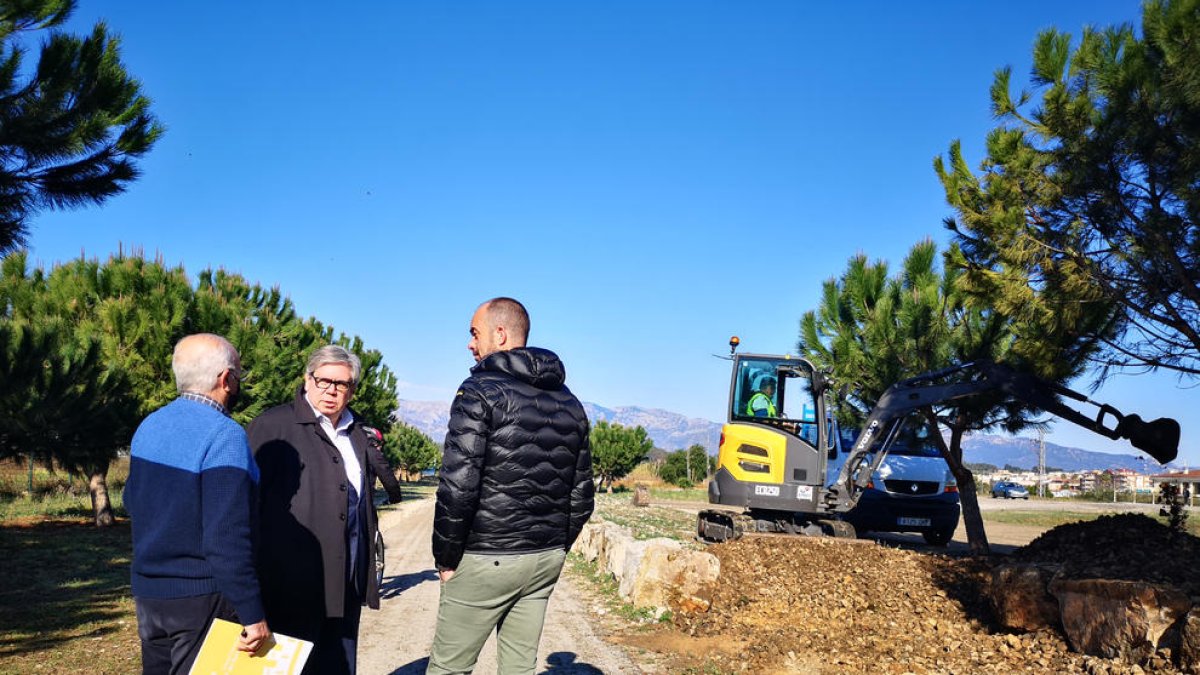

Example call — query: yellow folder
[188,618,313,675]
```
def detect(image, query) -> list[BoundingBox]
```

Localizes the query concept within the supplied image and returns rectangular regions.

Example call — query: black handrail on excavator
[822,361,1181,513]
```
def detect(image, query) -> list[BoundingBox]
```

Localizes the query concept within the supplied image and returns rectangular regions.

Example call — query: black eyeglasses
[311,375,354,393]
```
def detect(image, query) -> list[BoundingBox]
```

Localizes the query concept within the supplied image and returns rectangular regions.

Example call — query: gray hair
[306,345,362,383]
[173,334,239,394]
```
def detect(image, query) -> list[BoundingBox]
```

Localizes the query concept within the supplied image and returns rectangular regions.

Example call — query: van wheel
[922,528,953,546]
[374,530,386,589]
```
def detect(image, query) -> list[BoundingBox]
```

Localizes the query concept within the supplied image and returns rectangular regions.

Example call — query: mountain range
[394,399,1185,473]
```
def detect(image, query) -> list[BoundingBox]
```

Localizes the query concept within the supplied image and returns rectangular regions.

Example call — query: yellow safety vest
[746,392,777,417]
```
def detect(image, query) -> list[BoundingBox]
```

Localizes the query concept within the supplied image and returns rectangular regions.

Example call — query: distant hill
[394,399,1181,472]
[392,400,452,440]
[394,399,721,451]
[581,402,721,451]
[959,434,1180,473]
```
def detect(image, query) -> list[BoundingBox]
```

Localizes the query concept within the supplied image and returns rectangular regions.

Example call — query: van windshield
[838,423,943,458]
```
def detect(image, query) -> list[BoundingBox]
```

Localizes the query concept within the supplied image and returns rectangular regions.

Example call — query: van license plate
[898,517,931,527]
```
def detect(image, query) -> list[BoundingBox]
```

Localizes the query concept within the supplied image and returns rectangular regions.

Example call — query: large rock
[571,520,630,568]
[602,527,638,580]
[628,541,720,614]
[1180,607,1200,672]
[632,483,651,507]
[571,522,604,562]
[1050,577,1193,663]
[573,519,719,615]
[618,538,680,599]
[991,563,1062,632]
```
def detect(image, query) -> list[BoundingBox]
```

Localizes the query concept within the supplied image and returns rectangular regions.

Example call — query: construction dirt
[624,517,1200,674]
[1012,513,1200,594]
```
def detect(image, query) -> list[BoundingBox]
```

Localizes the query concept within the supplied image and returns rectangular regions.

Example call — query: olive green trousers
[426,548,567,675]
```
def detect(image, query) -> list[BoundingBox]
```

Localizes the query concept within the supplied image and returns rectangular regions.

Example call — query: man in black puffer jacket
[428,297,593,675]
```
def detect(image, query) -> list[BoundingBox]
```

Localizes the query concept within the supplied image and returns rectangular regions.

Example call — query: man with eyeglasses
[249,345,395,675]
[126,333,270,674]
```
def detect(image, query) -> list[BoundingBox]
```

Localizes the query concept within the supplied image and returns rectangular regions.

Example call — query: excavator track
[697,509,856,544]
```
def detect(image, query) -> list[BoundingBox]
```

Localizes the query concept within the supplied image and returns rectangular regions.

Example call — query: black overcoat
[249,388,381,639]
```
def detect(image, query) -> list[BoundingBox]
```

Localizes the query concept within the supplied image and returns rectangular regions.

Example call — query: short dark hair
[485,297,530,343]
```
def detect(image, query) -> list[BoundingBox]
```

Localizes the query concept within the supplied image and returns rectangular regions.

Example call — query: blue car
[991,481,1029,499]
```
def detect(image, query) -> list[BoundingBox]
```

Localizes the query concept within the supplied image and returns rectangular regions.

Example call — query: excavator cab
[708,353,833,512]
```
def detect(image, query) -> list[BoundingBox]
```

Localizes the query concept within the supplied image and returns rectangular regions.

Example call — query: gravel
[668,529,1191,674]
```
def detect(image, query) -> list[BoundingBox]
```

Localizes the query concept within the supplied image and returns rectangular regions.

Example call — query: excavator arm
[821,361,1181,513]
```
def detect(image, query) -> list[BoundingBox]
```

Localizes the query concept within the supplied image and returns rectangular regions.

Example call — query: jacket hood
[473,347,566,390]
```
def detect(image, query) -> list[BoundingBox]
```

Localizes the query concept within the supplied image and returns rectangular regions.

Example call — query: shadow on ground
[380,569,439,599]
[868,531,1019,556]
[0,520,133,657]
[387,652,605,675]
[540,651,605,673]
[388,656,429,674]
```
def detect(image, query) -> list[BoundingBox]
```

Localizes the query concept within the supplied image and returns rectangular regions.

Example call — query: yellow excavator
[697,337,1181,543]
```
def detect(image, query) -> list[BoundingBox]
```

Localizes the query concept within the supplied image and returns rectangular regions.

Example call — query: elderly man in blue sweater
[126,333,270,675]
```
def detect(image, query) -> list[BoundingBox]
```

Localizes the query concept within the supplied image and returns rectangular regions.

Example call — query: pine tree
[0,0,163,253]
[798,240,1091,555]
[384,423,440,480]
[936,0,1200,378]
[2,250,401,525]
[189,267,399,428]
[0,318,135,525]
[590,421,652,493]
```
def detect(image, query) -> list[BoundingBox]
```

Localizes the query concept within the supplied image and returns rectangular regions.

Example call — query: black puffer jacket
[432,347,594,570]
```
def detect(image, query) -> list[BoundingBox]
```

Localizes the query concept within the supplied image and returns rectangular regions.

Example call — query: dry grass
[0,457,130,521]
[0,463,415,674]
[0,518,139,674]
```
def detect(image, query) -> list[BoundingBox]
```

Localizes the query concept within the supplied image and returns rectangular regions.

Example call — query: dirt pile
[668,535,1181,674]
[1011,513,1200,594]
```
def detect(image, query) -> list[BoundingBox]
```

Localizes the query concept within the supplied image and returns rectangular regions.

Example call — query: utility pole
[1038,429,1045,498]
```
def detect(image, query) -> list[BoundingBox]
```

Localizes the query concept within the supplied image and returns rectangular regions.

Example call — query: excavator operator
[746,376,778,418]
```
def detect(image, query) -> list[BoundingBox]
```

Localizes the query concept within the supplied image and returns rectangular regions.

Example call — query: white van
[827,424,961,545]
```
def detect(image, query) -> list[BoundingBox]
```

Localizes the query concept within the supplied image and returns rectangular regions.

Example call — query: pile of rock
[572,520,719,615]
[661,533,1194,674]
[992,513,1200,671]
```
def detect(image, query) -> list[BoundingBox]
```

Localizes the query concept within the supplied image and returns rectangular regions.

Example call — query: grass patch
[0,458,130,522]
[594,493,699,543]
[647,486,709,502]
[398,481,436,500]
[0,518,139,674]
[0,471,434,673]
[983,509,1200,535]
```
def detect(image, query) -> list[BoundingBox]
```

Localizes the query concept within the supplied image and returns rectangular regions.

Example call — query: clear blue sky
[24,1,1197,466]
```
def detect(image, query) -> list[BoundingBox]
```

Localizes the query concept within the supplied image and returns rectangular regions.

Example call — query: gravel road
[356,498,643,675]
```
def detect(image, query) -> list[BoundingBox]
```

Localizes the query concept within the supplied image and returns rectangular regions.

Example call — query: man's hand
[438,568,455,583]
[238,620,271,653]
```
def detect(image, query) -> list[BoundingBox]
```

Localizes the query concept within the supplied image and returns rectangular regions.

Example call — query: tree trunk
[88,462,115,527]
[927,413,990,555]
[953,464,990,556]
[940,425,988,552]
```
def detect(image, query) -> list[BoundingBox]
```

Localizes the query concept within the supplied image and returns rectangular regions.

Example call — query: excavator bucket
[1116,415,1180,465]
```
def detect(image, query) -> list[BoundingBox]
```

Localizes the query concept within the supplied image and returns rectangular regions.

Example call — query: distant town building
[1150,469,1199,506]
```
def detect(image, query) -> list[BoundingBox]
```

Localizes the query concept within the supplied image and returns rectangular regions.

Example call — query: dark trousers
[135,593,237,675]
[305,584,363,675]
[310,482,366,675]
